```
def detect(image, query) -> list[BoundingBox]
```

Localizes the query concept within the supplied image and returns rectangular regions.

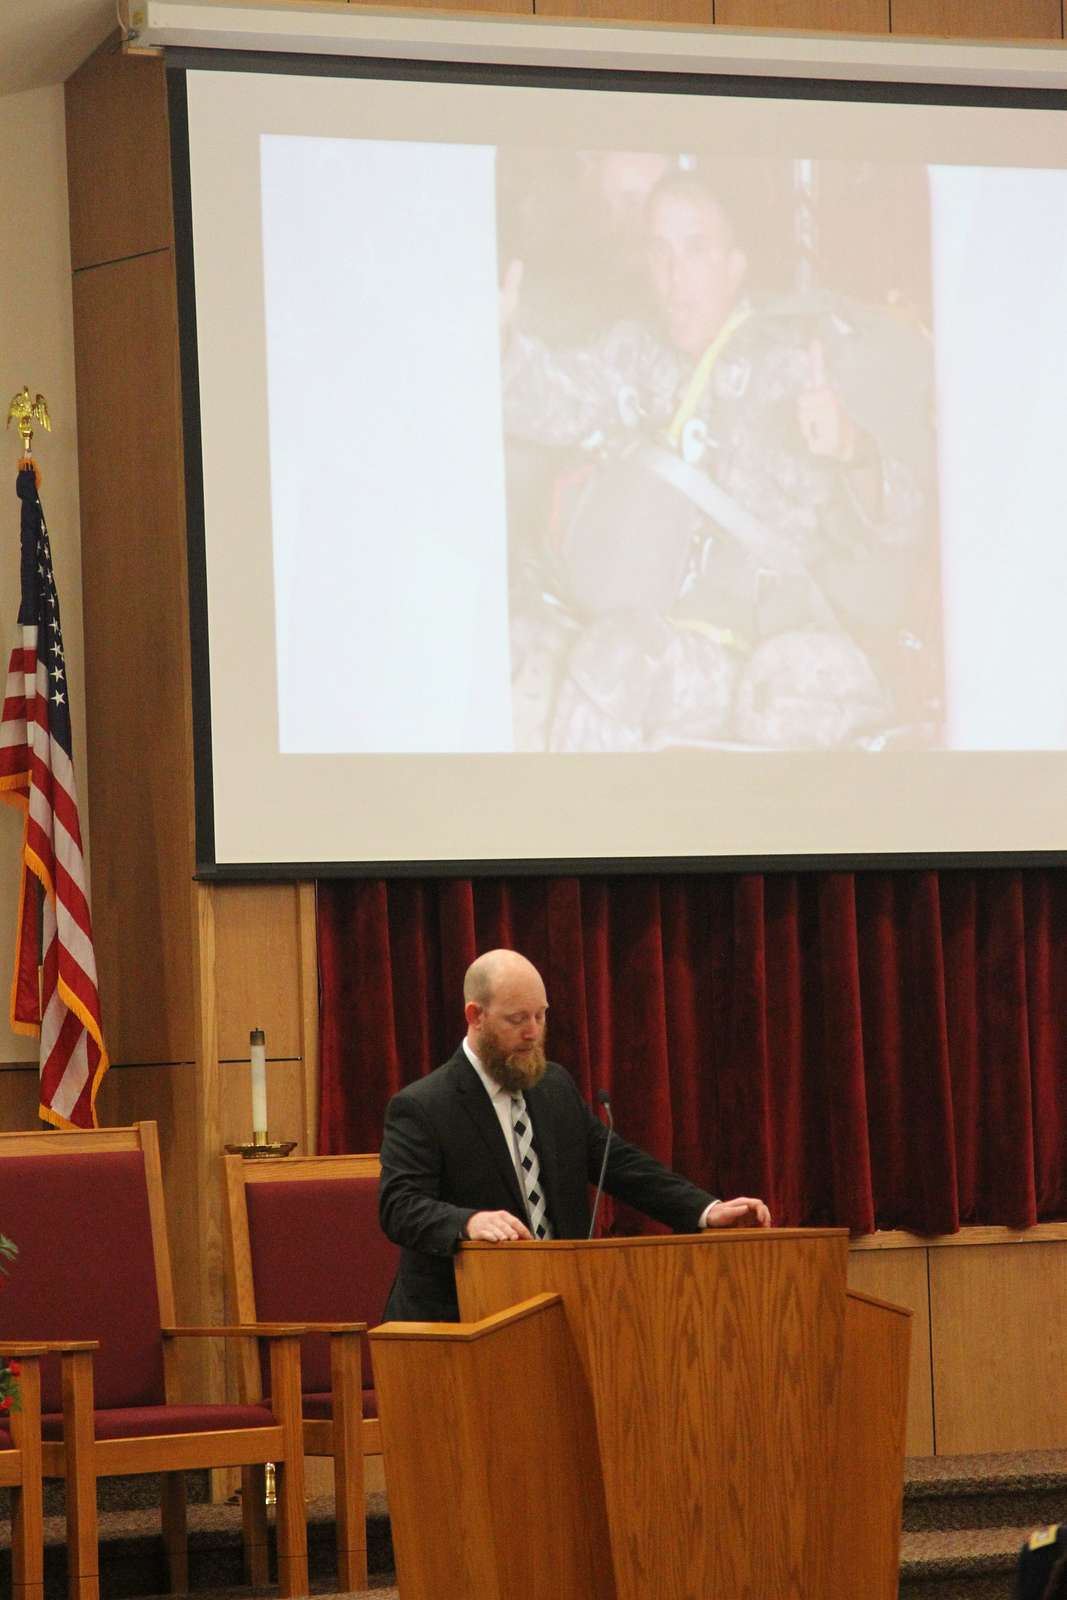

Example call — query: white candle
[250,1029,268,1139]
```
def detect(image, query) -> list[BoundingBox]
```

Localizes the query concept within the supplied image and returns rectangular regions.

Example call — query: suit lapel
[451,1050,527,1218]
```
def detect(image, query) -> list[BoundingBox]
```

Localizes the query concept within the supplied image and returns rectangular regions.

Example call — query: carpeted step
[899,1524,1036,1600]
[905,1449,1067,1534]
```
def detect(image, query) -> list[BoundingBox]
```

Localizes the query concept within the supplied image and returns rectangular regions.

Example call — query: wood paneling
[66,39,174,272]
[890,0,1061,38]
[71,247,195,1069]
[0,1067,45,1131]
[213,881,316,1147]
[853,1223,1067,1247]
[537,0,709,22]
[366,0,534,11]
[213,884,304,1062]
[847,1245,933,1455]
[192,883,226,1418]
[296,884,320,1151]
[930,1240,1067,1454]
[714,0,889,30]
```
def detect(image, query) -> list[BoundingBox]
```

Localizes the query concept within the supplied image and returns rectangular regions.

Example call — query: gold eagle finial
[7,387,52,458]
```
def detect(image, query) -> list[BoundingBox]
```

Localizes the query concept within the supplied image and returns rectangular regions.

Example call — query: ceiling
[1,0,116,99]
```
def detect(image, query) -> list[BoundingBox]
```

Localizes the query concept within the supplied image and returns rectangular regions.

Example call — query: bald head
[464,949,548,1093]
[463,949,544,1008]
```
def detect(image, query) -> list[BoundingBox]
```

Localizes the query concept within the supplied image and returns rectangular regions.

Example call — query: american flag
[0,467,108,1127]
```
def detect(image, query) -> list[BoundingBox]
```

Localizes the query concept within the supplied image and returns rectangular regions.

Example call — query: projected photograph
[496,150,943,754]
[255,125,1067,765]
[188,67,1067,863]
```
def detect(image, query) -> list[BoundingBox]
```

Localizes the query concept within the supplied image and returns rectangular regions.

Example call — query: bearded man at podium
[379,947,770,1321]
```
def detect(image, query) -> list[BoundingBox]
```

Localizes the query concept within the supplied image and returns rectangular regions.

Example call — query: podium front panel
[458,1230,849,1600]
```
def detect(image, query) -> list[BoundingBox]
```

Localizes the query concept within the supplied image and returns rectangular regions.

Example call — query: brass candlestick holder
[224,1139,297,1159]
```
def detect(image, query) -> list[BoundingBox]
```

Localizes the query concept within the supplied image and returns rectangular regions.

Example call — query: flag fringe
[0,778,30,807]
[57,974,109,1067]
[23,841,55,907]
[38,1103,76,1130]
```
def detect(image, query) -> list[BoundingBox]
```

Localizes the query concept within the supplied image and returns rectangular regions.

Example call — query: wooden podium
[369,1230,909,1600]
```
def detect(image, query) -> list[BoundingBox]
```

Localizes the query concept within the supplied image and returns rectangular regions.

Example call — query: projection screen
[167,25,1067,872]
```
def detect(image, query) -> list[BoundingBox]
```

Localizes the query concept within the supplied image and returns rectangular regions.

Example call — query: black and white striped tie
[511,1093,552,1240]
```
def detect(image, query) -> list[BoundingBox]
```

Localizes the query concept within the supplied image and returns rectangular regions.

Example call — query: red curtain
[317,868,1067,1234]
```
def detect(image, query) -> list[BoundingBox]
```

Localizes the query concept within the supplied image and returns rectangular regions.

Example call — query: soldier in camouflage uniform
[502,170,937,753]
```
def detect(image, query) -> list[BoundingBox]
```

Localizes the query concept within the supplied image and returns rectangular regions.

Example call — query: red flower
[0,1395,12,1413]
[5,1360,19,1376]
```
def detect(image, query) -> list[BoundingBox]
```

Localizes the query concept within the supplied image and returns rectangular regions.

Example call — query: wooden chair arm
[160,1324,305,1339]
[260,1321,368,1336]
[0,1340,99,1355]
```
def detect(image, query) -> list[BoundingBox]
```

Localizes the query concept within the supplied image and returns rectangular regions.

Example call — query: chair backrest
[0,1124,173,1414]
[225,1153,398,1394]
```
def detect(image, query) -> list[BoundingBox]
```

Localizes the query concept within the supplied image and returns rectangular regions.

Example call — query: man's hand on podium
[705,1196,772,1229]
[464,1210,534,1242]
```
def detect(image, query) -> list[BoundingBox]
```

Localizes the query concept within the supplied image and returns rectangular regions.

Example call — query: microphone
[588,1089,614,1240]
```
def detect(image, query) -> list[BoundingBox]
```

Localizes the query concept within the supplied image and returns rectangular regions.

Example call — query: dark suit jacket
[378,1046,717,1321]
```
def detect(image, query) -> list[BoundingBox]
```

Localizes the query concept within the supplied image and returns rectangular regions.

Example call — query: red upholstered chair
[223,1153,399,1593]
[0,1122,309,1600]
[0,1342,48,1600]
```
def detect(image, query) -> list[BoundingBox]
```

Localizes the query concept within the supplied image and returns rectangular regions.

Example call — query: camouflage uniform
[502,300,935,752]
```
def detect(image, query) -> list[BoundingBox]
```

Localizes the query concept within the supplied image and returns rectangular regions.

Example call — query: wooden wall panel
[296,883,320,1151]
[847,1246,933,1456]
[391,0,534,8]
[930,1240,1067,1454]
[369,0,533,11]
[714,0,889,30]
[212,881,318,1150]
[71,248,196,1069]
[66,40,173,272]
[0,1067,46,1130]
[890,0,1061,38]
[538,0,709,22]
[212,883,303,1062]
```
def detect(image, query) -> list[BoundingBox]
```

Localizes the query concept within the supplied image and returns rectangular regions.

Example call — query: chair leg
[62,1352,99,1600]
[330,1333,368,1592]
[269,1337,308,1600]
[273,1459,309,1600]
[11,1357,44,1600]
[333,1448,368,1593]
[241,1465,270,1587]
[161,1471,188,1592]
[11,1482,45,1600]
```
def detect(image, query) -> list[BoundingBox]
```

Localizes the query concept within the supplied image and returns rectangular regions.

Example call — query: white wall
[0,82,86,1068]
